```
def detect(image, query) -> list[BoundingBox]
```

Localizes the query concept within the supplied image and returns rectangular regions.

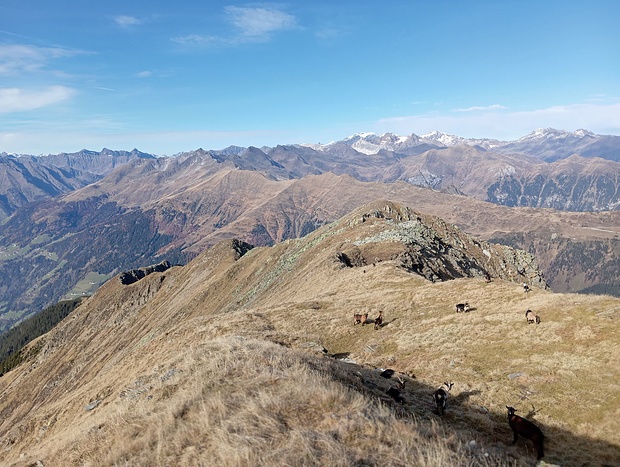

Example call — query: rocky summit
[1,200,619,466]
[334,203,546,288]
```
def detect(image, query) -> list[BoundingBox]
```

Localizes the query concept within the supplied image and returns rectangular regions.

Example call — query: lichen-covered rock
[341,201,548,289]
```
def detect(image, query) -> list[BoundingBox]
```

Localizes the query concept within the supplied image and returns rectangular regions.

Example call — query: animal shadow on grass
[328,361,620,466]
[330,352,351,360]
[379,317,398,327]
[452,390,482,406]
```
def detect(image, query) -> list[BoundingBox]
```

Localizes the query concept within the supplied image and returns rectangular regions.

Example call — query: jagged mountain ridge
[193,140,619,212]
[301,127,620,161]
[1,201,618,466]
[205,131,620,211]
[2,128,619,221]
[0,149,156,219]
[260,144,620,211]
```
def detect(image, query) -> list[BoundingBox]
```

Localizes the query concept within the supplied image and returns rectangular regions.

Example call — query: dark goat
[386,377,405,403]
[374,310,384,329]
[506,406,545,459]
[433,382,453,415]
[455,302,470,313]
[353,312,368,325]
[525,309,541,324]
[523,283,531,293]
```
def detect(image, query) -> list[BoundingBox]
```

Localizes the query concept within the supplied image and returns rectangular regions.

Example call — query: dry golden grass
[40,337,516,467]
[2,202,620,466]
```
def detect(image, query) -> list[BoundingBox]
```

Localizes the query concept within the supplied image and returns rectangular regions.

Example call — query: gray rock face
[486,171,620,211]
[119,260,172,285]
[342,203,548,288]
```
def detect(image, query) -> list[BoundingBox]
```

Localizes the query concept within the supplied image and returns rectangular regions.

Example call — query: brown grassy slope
[63,163,620,247]
[1,200,619,466]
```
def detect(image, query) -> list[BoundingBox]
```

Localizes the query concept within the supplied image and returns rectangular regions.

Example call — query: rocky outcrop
[337,202,548,288]
[119,260,173,285]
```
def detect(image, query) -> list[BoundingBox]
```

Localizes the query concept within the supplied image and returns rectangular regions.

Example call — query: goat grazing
[433,382,454,415]
[506,406,545,459]
[374,310,384,329]
[455,302,470,313]
[523,283,531,293]
[353,312,368,325]
[525,309,541,324]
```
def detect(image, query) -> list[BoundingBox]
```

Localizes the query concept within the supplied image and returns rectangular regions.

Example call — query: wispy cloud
[225,5,296,40]
[0,86,76,113]
[452,104,508,112]
[114,15,143,28]
[173,5,297,47]
[171,34,221,47]
[136,70,153,78]
[0,44,82,74]
[315,28,343,40]
[375,101,620,140]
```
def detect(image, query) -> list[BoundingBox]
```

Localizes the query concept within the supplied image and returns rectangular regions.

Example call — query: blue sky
[1,0,619,155]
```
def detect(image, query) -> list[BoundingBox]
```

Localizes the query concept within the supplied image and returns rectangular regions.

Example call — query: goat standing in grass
[506,406,545,459]
[353,313,368,325]
[433,382,453,415]
[455,302,470,313]
[374,310,384,329]
[386,376,406,403]
[525,309,541,324]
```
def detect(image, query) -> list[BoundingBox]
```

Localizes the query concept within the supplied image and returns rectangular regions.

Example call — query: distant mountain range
[0,149,155,218]
[301,127,620,162]
[1,128,619,219]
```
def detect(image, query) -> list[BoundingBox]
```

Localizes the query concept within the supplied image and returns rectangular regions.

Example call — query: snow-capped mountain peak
[345,132,422,155]
[517,128,596,142]
[299,128,606,157]
[420,131,466,146]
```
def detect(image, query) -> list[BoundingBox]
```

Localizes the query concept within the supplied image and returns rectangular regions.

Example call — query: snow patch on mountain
[518,128,597,142]
[298,129,605,155]
[421,131,465,146]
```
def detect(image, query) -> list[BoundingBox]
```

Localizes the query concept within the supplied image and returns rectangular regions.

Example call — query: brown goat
[374,310,384,329]
[353,312,368,325]
[506,406,545,459]
[525,309,540,324]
